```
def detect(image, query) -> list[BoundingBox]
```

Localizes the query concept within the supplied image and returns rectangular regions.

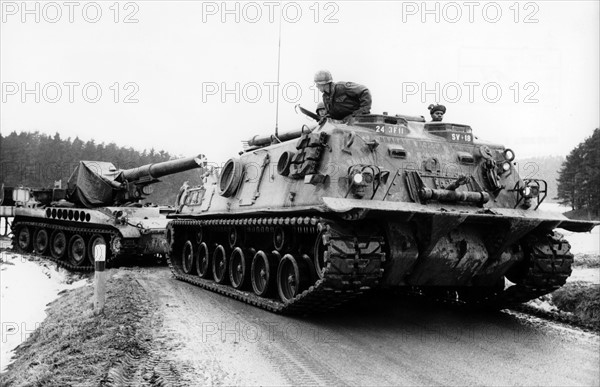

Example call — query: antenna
[274,13,282,138]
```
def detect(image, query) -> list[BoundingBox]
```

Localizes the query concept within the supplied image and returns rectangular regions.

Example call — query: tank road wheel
[33,228,49,254]
[228,226,245,249]
[50,230,67,259]
[229,247,251,290]
[88,234,108,265]
[313,230,327,279]
[212,244,228,284]
[68,234,87,267]
[277,254,309,303]
[196,242,211,278]
[181,240,195,275]
[251,250,276,297]
[273,227,286,252]
[16,226,32,252]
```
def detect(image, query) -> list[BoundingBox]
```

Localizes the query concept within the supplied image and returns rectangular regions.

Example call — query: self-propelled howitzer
[12,155,205,271]
[167,113,597,314]
[66,156,205,208]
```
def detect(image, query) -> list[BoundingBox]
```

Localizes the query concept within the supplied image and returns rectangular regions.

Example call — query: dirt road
[133,267,599,386]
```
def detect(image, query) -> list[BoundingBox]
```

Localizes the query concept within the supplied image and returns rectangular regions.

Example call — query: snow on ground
[569,268,600,284]
[560,228,600,255]
[0,239,89,372]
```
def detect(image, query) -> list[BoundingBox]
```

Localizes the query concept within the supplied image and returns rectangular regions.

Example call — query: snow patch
[0,249,89,372]
[560,227,600,255]
[569,268,600,284]
[527,297,559,313]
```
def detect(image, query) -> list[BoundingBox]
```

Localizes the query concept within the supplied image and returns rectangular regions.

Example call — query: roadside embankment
[553,282,600,328]
[0,239,89,371]
[0,270,166,386]
[523,253,600,332]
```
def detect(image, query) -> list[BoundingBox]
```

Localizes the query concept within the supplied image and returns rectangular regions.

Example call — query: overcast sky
[1,0,598,164]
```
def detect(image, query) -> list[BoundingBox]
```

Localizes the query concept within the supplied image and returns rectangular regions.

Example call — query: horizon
[1,127,592,163]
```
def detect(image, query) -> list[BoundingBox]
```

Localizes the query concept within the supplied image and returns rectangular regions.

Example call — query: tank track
[167,216,385,315]
[457,231,574,308]
[11,220,119,272]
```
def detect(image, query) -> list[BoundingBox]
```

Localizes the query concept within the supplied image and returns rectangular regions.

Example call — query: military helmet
[314,70,333,85]
[316,102,325,111]
[428,104,446,114]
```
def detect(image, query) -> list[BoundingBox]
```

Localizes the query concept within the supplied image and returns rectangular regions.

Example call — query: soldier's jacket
[322,82,372,120]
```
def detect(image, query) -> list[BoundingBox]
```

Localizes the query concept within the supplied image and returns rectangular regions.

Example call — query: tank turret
[67,155,205,208]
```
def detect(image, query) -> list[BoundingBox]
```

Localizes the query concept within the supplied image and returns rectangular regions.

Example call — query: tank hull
[167,117,597,313]
[12,206,170,271]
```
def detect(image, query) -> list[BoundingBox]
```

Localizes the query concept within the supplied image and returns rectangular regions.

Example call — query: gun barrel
[121,155,205,182]
[247,126,312,148]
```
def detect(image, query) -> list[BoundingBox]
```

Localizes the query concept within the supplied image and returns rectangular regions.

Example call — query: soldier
[316,102,327,118]
[314,70,372,120]
[428,104,446,122]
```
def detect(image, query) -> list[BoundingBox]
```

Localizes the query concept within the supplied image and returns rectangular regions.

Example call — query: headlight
[502,161,511,172]
[503,148,515,162]
[142,185,154,195]
[529,185,540,196]
[347,165,379,199]
[352,171,374,185]
[353,173,364,185]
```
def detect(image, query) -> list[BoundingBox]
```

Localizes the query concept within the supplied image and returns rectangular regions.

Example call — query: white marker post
[94,244,107,315]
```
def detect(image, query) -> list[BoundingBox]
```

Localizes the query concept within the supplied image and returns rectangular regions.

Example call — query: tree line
[2,129,598,215]
[0,131,202,205]
[556,128,599,218]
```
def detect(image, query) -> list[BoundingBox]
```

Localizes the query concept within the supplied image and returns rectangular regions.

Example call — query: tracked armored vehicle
[12,156,204,270]
[167,113,597,314]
